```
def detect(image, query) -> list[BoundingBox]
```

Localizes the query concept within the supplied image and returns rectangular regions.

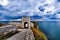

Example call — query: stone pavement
[7,29,35,40]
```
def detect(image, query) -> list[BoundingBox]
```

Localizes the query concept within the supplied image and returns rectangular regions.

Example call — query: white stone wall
[22,17,30,28]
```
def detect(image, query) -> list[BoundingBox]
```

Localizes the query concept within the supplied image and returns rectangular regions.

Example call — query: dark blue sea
[38,21,60,40]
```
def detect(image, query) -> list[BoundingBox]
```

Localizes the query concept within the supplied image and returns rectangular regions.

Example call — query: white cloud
[0,0,9,6]
[0,0,60,21]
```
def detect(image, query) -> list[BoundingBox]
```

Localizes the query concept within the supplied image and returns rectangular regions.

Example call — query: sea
[38,21,60,40]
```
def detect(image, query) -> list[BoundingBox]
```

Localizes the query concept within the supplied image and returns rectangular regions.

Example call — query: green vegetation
[31,22,47,40]
[0,31,19,40]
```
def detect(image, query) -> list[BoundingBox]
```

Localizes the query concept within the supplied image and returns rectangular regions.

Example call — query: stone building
[8,16,34,29]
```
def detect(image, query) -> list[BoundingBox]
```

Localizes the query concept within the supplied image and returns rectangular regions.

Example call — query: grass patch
[31,27,47,40]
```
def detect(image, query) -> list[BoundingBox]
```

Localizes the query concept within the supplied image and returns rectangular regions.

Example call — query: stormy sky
[0,0,60,21]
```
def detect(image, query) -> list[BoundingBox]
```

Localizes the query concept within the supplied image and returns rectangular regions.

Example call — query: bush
[0,31,19,40]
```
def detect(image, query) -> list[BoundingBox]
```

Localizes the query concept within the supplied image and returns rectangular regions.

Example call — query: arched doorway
[24,22,28,28]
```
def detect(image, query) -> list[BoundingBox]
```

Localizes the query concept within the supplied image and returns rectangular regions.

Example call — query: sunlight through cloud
[0,0,9,6]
